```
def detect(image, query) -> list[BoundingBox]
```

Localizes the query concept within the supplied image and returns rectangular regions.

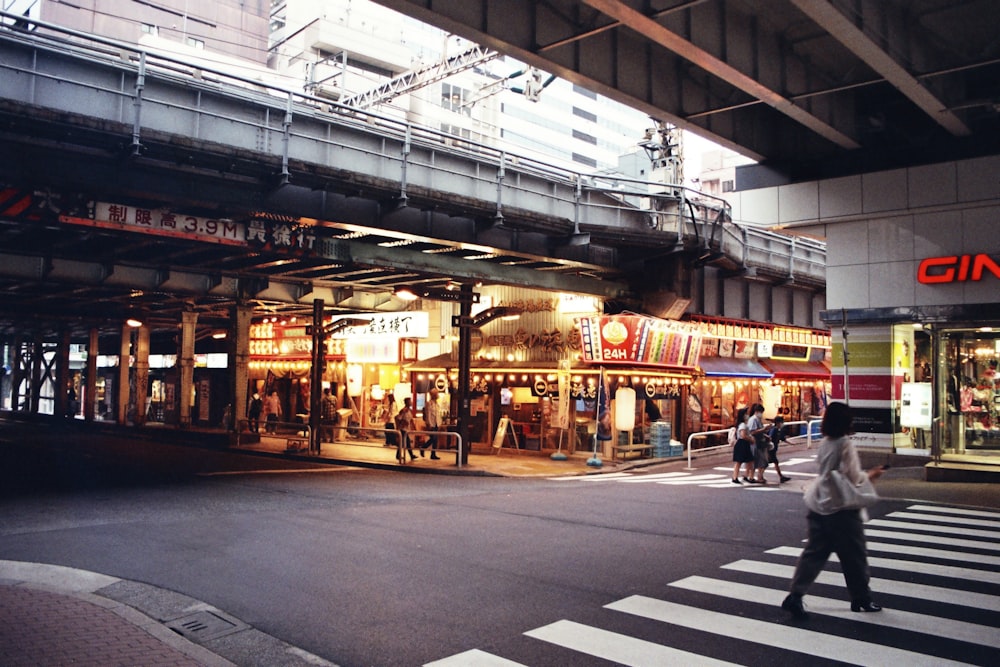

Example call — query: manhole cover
[165,610,245,643]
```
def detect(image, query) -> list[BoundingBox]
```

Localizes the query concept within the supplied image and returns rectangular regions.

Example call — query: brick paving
[0,585,209,667]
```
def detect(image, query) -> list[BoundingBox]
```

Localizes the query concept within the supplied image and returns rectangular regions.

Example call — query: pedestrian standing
[781,401,886,620]
[394,397,416,461]
[731,423,754,484]
[747,403,768,483]
[247,392,263,432]
[320,387,338,442]
[421,388,442,459]
[766,415,792,483]
[264,390,281,434]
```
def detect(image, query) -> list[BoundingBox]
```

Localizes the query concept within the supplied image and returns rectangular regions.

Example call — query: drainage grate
[165,610,245,643]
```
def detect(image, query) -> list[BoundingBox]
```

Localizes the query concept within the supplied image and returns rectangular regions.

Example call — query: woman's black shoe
[851,601,882,612]
[781,594,809,620]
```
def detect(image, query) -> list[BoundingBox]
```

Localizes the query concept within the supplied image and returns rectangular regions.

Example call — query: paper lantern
[347,363,364,397]
[615,386,636,431]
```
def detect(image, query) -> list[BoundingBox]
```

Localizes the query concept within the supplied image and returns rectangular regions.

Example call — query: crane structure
[339,44,498,109]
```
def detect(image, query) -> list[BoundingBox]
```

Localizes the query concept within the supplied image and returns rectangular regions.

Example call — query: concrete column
[134,325,150,425]
[117,324,131,424]
[230,303,252,434]
[30,338,42,414]
[55,329,71,419]
[10,335,24,412]
[84,328,98,422]
[178,310,197,428]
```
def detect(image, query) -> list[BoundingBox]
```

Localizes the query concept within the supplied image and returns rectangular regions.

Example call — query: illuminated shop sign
[578,316,702,368]
[328,312,429,339]
[917,254,1000,284]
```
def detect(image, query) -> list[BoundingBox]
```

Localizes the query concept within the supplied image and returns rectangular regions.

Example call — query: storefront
[684,316,831,443]
[247,312,426,433]
[811,157,1000,467]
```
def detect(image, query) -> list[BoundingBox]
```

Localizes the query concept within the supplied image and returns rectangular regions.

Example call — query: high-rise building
[267,0,650,174]
[5,0,270,63]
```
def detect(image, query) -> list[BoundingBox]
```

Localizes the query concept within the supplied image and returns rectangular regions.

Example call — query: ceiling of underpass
[375,0,1000,179]
[6,0,997,343]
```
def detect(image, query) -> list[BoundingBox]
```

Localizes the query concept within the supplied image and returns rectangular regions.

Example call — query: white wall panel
[738,187,779,225]
[862,169,907,213]
[913,209,963,258]
[867,215,914,263]
[961,204,1000,252]
[819,175,862,219]
[826,220,869,267]
[869,260,916,308]
[777,181,819,223]
[957,155,1000,202]
[908,162,957,209]
[915,271,964,307]
[827,265,870,308]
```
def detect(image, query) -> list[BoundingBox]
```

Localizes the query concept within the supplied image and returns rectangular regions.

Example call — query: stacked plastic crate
[650,421,682,457]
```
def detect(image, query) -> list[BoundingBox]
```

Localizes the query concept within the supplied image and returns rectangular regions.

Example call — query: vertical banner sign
[198,379,210,422]
[556,359,571,430]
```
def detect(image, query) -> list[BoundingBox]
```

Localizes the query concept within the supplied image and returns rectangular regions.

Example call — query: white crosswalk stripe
[426,503,1000,666]
[548,468,814,487]
[604,595,972,667]
[524,620,739,666]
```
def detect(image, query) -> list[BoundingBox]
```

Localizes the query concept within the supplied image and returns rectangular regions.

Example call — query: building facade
[729,154,1000,468]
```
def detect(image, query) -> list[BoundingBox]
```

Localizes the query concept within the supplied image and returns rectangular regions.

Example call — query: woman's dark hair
[735,406,749,427]
[821,401,854,438]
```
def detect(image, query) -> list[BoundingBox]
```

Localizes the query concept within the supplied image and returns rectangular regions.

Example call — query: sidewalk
[0,561,334,667]
[233,430,672,477]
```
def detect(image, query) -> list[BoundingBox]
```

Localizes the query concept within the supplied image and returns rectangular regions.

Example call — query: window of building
[722,180,735,192]
[572,107,597,123]
[572,153,598,168]
[572,84,597,100]
[572,130,597,145]
[186,37,205,50]
[441,84,470,115]
[141,24,158,37]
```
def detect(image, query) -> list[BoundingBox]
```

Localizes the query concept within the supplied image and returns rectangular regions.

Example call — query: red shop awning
[760,359,831,379]
[698,357,772,378]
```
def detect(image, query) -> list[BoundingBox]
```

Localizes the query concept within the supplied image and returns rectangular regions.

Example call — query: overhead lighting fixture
[211,331,228,339]
[394,286,419,301]
[126,317,143,328]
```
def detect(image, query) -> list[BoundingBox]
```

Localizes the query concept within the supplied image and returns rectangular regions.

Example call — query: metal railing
[684,419,823,469]
[233,419,464,467]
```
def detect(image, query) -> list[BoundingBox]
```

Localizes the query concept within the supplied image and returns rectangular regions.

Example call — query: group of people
[729,403,792,485]
[246,390,282,434]
[384,390,443,462]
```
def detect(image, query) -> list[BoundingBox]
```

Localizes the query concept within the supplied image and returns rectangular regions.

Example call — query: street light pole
[309,299,325,454]
[456,284,474,465]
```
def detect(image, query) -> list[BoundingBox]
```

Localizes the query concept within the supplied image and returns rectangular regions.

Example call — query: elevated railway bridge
[0,16,825,437]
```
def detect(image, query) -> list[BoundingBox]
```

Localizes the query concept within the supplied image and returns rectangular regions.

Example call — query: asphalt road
[1,420,997,666]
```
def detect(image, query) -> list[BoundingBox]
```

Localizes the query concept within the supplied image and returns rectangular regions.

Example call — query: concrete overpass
[0,14,825,341]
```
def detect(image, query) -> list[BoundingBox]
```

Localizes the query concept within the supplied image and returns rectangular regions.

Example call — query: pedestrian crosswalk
[425,503,1000,666]
[546,457,818,488]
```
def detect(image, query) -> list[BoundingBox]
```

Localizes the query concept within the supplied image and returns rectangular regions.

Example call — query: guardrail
[0,10,824,279]
[684,419,823,469]
[234,419,464,467]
